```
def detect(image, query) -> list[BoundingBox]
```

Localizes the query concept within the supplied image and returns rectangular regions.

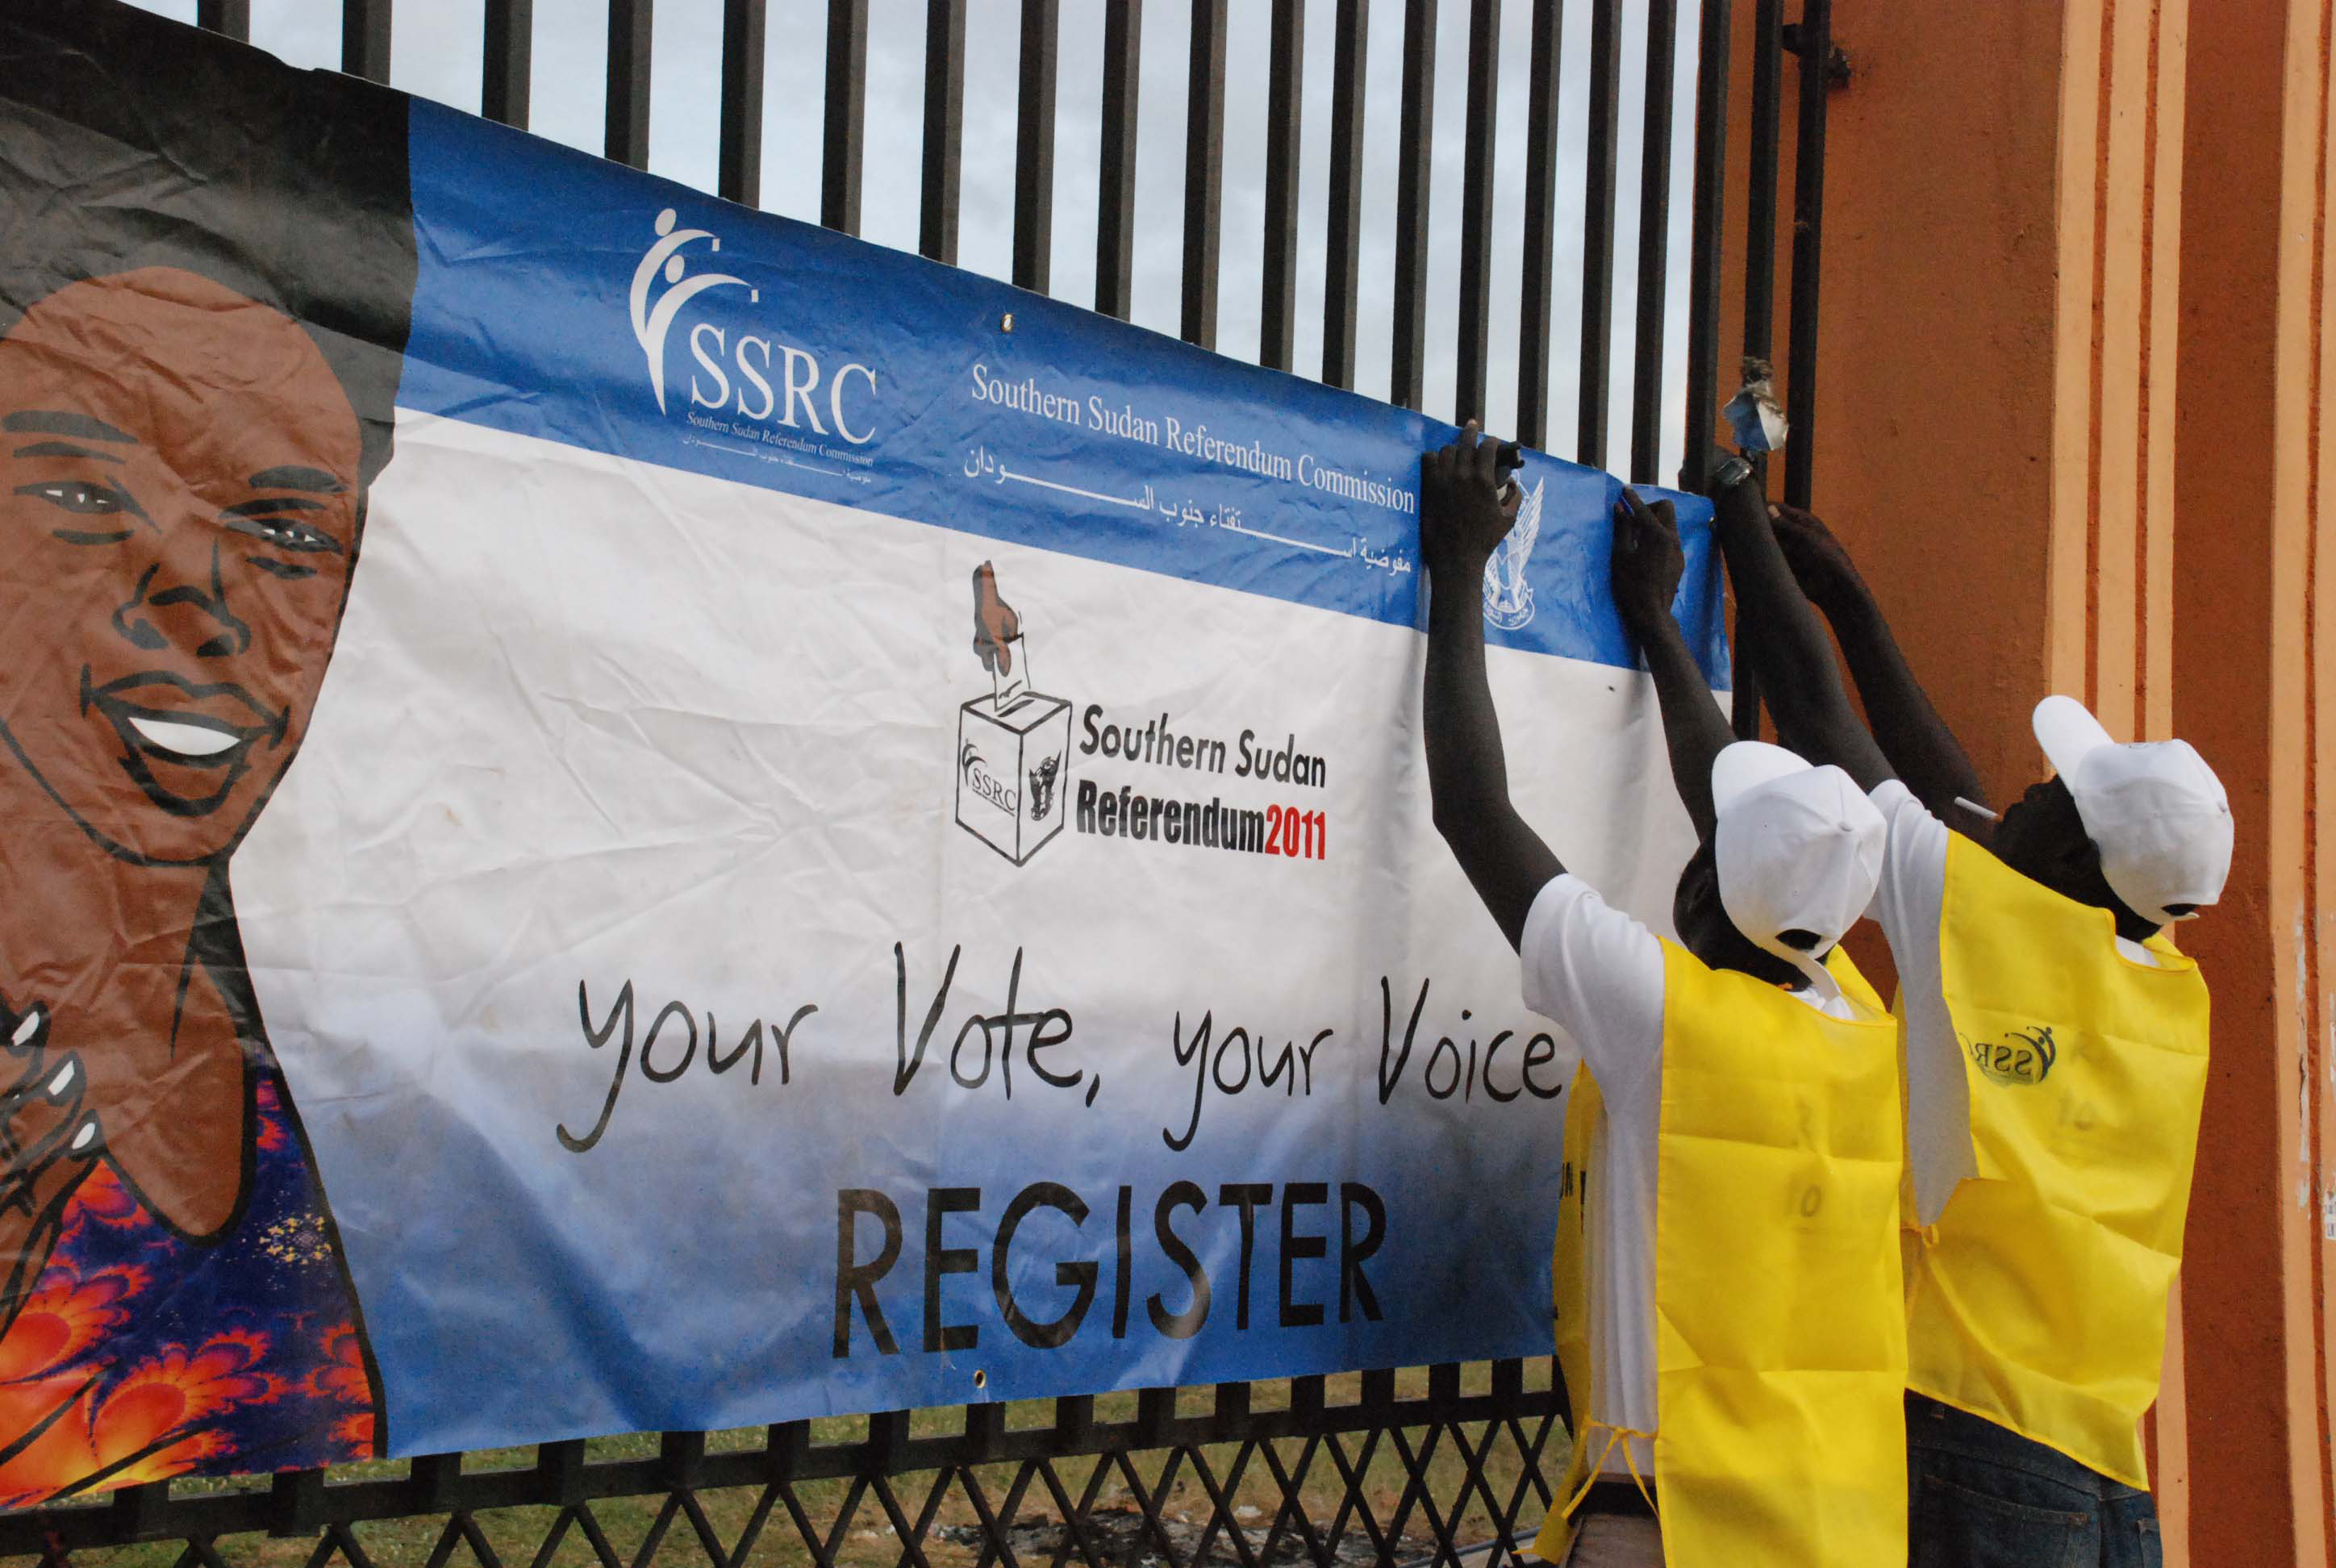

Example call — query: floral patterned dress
[0,1070,375,1506]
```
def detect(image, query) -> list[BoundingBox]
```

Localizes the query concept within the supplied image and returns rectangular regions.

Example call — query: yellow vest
[1545,1065,1600,1558]
[1904,833,2211,1488]
[1535,945,1906,1566]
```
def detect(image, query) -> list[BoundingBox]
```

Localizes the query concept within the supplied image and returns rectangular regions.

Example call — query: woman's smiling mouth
[84,669,286,816]
[126,713,244,759]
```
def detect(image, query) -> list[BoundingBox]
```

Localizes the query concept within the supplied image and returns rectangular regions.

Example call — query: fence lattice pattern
[6,1364,1567,1568]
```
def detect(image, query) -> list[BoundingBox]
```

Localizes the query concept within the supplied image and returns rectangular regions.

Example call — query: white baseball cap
[2031,694,2233,924]
[1711,740,1888,992]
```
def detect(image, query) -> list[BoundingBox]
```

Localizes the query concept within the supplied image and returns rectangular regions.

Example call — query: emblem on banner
[630,209,757,415]
[1481,476,1545,631]
[955,563,1073,865]
[627,210,882,445]
[1969,1024,2058,1086]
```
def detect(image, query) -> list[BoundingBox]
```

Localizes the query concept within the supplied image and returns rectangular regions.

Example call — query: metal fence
[10,1,1839,1562]
[10,1367,1569,1567]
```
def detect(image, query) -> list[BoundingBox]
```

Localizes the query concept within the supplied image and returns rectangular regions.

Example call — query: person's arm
[1768,503,1989,819]
[1420,423,1563,950]
[1609,488,1733,841]
[1704,457,1893,790]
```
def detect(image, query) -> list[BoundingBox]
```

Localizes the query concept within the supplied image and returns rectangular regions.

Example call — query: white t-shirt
[1519,873,1858,1477]
[1865,778,2162,1227]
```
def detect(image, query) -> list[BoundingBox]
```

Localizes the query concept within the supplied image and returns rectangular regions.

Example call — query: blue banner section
[399,102,1729,686]
[357,1089,1562,1453]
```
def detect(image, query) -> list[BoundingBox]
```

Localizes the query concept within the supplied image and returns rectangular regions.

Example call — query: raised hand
[1610,487,1686,638]
[1768,503,1867,609]
[0,995,101,1338]
[1420,420,1522,579]
[1608,487,1730,841]
[971,561,1021,677]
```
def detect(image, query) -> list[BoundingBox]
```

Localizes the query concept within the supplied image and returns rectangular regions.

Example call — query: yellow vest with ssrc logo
[1534,945,1904,1567]
[1904,833,2209,1489]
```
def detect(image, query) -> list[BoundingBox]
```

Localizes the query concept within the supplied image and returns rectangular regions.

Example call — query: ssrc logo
[629,209,878,441]
[959,740,1019,815]
[957,741,1062,824]
[1970,1024,2057,1086]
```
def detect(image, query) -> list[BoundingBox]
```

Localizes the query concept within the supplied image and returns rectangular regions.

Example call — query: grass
[48,1364,1571,1568]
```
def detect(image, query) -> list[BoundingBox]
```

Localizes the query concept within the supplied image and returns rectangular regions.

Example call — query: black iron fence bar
[1180,0,1228,349]
[662,1426,710,1488]
[1454,0,1501,423]
[1782,0,1833,510]
[718,0,766,208]
[1095,0,1141,318]
[921,0,968,265]
[1627,0,1679,485]
[1731,0,1785,741]
[1742,0,1783,402]
[1679,0,1731,491]
[1320,0,1370,391]
[482,0,532,129]
[1012,0,1060,293]
[4,1361,1566,1558]
[271,1465,326,1538]
[1575,0,1622,468]
[1389,0,1437,412]
[605,0,652,169]
[1260,0,1307,373]
[822,0,870,236]
[408,1450,459,1511]
[343,0,390,84]
[196,0,250,43]
[1514,0,1564,453]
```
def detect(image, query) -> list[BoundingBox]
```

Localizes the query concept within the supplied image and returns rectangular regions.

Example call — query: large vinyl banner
[0,2,1725,1503]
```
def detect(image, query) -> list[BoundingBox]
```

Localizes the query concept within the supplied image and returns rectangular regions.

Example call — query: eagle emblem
[1481,476,1544,631]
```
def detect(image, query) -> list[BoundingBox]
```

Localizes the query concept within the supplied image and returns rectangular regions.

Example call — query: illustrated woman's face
[0,268,365,865]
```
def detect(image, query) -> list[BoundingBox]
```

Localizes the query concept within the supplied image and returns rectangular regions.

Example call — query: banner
[0,2,1725,1503]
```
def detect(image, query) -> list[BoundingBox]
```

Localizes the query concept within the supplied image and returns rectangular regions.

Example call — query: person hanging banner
[0,1,1725,1503]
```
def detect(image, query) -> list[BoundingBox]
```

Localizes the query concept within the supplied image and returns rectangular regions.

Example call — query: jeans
[1556,1512,1664,1566]
[1908,1393,2163,1568]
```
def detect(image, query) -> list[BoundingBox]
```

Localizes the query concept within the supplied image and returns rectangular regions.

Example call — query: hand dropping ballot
[957,562,1072,865]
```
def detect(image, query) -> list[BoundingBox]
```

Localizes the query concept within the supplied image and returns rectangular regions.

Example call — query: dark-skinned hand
[1420,419,1520,580]
[970,561,1020,677]
[0,994,100,1339]
[1768,503,1866,608]
[1609,486,1684,636]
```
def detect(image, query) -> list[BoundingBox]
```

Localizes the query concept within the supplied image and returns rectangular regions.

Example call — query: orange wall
[1718,0,2336,1560]
[2171,0,2329,1557]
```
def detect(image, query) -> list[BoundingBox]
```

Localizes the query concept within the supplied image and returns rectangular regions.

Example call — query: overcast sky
[124,0,1703,482]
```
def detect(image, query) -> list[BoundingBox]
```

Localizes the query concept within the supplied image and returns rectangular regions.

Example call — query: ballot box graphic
[955,649,1072,865]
